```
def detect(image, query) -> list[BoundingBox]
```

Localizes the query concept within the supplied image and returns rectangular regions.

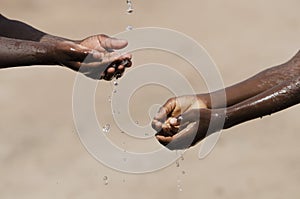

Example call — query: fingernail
[170,118,177,125]
[121,59,129,65]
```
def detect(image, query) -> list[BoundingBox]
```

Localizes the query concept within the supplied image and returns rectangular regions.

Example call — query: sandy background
[1,0,300,198]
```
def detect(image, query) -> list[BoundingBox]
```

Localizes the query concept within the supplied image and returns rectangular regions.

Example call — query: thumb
[102,37,128,50]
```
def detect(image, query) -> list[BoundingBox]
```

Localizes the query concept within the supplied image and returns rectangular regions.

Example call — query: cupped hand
[54,34,132,80]
[152,95,225,150]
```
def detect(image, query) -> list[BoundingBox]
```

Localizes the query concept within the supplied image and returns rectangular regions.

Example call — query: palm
[79,35,107,52]
[57,34,131,80]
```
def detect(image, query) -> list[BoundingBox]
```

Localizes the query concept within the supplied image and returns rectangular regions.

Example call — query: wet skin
[152,51,300,150]
[0,14,132,80]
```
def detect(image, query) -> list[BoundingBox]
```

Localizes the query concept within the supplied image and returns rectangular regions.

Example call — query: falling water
[126,0,134,31]
[102,124,111,133]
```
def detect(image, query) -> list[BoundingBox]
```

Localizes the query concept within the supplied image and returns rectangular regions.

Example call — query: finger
[155,124,177,137]
[103,67,116,81]
[163,122,179,135]
[152,98,177,133]
[168,114,191,130]
[81,65,114,80]
[153,98,176,123]
[114,65,125,79]
[101,58,121,73]
[101,35,128,50]
[161,117,180,134]
[153,107,168,124]
[169,116,183,126]
[124,59,132,68]
[151,119,163,132]
[119,53,132,62]
[155,135,173,146]
[166,123,199,150]
[120,58,132,68]
[107,67,116,74]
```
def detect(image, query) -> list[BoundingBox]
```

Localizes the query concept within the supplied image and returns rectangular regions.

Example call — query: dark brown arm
[199,50,300,109]
[224,76,300,129]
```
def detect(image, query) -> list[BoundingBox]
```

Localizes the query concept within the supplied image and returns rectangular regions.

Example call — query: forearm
[0,14,70,43]
[200,50,300,108]
[0,37,58,67]
[223,76,300,129]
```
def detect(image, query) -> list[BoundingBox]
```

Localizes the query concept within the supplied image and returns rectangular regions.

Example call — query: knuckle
[166,97,175,104]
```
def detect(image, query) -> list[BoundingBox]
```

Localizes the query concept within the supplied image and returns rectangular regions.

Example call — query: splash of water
[126,0,134,14]
[103,176,109,185]
[125,0,134,31]
[102,124,111,133]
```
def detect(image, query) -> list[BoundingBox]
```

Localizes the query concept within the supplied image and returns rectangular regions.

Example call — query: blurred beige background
[1,0,300,198]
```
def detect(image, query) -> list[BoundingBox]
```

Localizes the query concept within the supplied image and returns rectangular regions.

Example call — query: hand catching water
[55,34,132,80]
[152,95,223,150]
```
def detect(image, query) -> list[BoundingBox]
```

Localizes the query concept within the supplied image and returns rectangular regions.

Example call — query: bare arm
[0,37,58,67]
[0,14,132,80]
[224,76,300,129]
[154,76,300,150]
[0,14,66,42]
[199,50,300,108]
[152,50,300,149]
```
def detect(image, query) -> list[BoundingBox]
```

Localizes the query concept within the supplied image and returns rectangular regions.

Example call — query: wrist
[209,109,227,132]
[196,93,211,109]
[289,50,300,69]
[222,107,238,130]
[49,40,88,68]
[40,34,73,45]
[34,42,59,65]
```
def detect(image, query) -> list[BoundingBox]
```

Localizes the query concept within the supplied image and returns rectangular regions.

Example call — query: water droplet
[127,8,133,14]
[122,179,126,183]
[103,176,109,185]
[113,89,117,93]
[135,121,139,125]
[176,178,183,191]
[180,155,184,161]
[176,160,180,167]
[108,96,111,102]
[102,124,111,133]
[126,25,133,31]
[182,170,186,175]
[113,80,118,86]
[126,0,133,14]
